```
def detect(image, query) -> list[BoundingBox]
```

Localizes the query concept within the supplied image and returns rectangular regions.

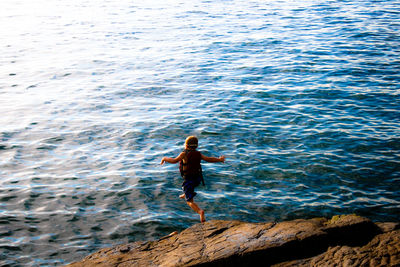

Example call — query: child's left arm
[161,152,185,165]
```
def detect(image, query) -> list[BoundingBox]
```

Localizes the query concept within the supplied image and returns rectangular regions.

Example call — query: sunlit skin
[161,138,225,223]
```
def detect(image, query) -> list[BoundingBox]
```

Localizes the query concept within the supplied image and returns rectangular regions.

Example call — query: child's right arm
[161,152,185,165]
[201,154,225,163]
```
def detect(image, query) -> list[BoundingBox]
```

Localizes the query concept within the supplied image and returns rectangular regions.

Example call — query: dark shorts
[182,175,201,202]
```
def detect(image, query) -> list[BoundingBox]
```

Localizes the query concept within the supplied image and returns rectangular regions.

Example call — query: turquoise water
[1,0,400,265]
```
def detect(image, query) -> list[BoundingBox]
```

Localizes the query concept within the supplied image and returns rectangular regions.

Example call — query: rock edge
[67,215,400,267]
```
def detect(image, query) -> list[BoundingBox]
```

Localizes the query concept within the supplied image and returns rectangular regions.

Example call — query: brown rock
[66,215,399,267]
[376,222,400,233]
[278,230,400,267]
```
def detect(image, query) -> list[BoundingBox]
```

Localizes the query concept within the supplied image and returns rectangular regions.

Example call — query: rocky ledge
[67,215,400,266]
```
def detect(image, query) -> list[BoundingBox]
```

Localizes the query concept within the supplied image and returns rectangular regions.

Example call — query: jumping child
[160,136,225,223]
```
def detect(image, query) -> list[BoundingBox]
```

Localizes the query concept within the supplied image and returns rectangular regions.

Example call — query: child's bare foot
[199,210,206,223]
[179,194,185,199]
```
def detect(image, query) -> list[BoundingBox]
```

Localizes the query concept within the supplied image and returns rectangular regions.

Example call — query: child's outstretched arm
[161,152,185,165]
[201,154,225,163]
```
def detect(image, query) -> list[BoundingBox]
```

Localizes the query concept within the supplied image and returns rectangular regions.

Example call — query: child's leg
[187,200,206,223]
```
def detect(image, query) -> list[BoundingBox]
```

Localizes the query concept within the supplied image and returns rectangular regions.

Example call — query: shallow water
[1,0,400,265]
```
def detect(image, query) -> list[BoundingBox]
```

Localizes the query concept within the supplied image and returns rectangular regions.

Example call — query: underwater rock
[67,215,400,267]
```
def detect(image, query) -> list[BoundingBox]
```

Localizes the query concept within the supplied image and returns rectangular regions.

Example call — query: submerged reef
[67,214,400,266]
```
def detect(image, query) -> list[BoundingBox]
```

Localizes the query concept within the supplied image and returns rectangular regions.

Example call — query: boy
[161,136,225,223]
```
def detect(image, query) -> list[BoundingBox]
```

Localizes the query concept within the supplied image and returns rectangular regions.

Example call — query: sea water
[0,0,399,265]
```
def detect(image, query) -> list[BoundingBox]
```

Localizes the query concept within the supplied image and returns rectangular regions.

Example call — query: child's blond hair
[185,136,198,149]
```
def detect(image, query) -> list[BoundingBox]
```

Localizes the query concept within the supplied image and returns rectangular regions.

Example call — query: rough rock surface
[67,215,400,267]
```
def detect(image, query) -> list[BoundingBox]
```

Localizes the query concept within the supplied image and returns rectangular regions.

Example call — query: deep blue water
[1,0,400,265]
